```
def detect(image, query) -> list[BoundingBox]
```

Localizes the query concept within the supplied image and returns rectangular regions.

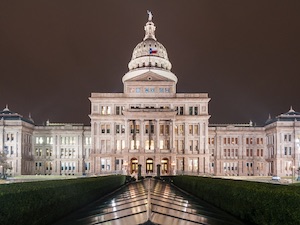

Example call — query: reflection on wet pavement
[53,178,246,225]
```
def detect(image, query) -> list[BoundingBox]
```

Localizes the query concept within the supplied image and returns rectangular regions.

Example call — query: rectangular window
[195,140,199,151]
[189,107,193,115]
[284,147,287,155]
[165,125,169,135]
[194,107,198,115]
[189,125,193,135]
[116,125,120,134]
[179,125,184,135]
[160,125,164,135]
[116,106,120,115]
[179,107,184,115]
[194,125,199,135]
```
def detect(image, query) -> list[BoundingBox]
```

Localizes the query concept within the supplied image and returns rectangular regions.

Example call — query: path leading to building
[53,178,246,225]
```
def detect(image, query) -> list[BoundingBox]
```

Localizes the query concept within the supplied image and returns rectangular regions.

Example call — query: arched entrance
[161,158,169,174]
[130,158,138,174]
[146,158,154,174]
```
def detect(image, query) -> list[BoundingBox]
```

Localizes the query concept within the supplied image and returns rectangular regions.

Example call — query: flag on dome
[149,47,157,54]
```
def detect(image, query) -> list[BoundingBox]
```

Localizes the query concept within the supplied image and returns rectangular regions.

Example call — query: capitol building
[1,14,299,178]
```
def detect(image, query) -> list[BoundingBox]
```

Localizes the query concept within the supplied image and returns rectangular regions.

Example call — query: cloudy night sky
[0,0,299,125]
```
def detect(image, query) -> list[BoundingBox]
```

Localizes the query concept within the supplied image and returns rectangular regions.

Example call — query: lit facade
[1,15,299,177]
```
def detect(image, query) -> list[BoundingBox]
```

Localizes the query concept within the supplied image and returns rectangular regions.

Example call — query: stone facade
[1,15,299,177]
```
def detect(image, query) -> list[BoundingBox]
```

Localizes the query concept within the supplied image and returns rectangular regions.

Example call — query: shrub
[173,176,300,225]
[0,175,126,225]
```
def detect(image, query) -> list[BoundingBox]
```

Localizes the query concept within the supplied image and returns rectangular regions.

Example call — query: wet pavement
[53,178,247,225]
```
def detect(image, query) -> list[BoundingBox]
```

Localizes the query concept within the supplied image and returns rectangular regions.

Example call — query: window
[150,88,155,93]
[145,88,149,93]
[100,106,111,115]
[189,125,193,135]
[284,147,287,155]
[194,107,198,115]
[189,106,198,115]
[116,106,124,115]
[189,107,193,115]
[179,125,184,135]
[194,125,199,135]
[159,88,164,93]
[176,106,184,115]
[116,124,120,134]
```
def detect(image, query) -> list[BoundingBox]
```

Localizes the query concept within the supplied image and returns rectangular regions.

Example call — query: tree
[0,152,11,179]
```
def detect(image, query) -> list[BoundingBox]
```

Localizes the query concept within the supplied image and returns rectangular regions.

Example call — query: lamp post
[292,165,295,183]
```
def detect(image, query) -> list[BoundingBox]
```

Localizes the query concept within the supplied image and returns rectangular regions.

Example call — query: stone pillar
[140,120,144,152]
[156,119,160,152]
[157,164,161,177]
[125,119,130,152]
[171,119,175,153]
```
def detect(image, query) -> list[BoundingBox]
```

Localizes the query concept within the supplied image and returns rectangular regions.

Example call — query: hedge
[0,175,126,225]
[172,176,300,225]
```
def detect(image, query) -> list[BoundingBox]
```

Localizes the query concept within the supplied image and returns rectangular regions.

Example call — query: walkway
[53,178,246,225]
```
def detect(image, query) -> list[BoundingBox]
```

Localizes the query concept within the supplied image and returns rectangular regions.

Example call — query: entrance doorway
[146,158,154,173]
[130,158,138,174]
[161,158,169,174]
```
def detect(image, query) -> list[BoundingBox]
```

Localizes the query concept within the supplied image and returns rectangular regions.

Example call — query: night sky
[0,1,299,126]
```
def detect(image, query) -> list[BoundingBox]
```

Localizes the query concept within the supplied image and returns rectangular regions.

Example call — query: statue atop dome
[147,10,153,21]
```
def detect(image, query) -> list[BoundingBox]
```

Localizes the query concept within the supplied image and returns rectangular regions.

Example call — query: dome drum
[128,56,172,70]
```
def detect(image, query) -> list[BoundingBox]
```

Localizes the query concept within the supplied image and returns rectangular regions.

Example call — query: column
[140,120,144,152]
[125,119,129,153]
[156,119,160,152]
[170,119,175,152]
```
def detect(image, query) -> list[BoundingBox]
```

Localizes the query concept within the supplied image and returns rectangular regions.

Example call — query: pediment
[127,71,173,82]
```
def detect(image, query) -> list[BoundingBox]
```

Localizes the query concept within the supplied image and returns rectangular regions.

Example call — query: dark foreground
[53,178,247,225]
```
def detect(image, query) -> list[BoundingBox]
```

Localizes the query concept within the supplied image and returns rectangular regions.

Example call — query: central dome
[128,19,172,71]
[123,12,177,84]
